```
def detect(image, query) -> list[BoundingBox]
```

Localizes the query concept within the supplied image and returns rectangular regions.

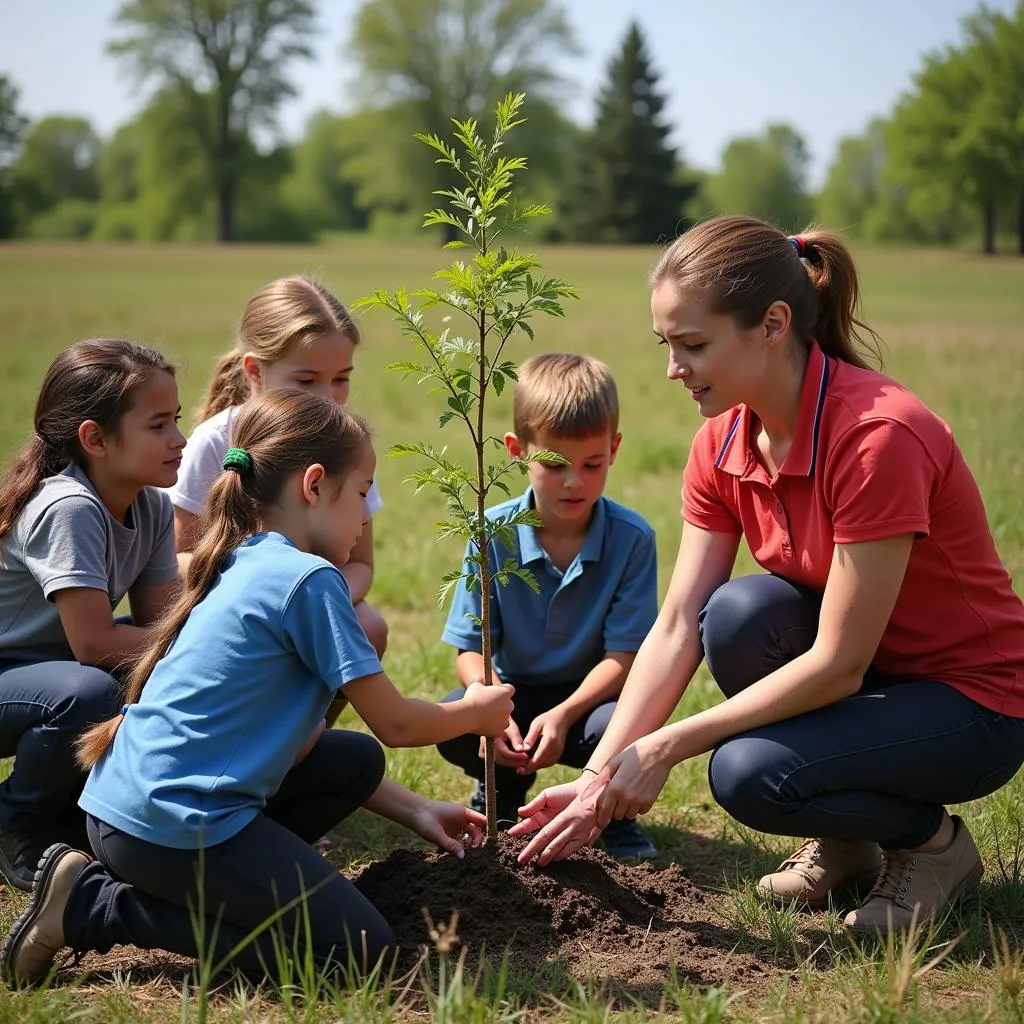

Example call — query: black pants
[0,659,120,841]
[63,729,392,977]
[436,682,616,799]
[702,575,1024,848]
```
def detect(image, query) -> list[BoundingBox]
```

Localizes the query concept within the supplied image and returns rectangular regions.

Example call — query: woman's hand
[595,733,674,828]
[507,776,606,866]
[408,798,487,859]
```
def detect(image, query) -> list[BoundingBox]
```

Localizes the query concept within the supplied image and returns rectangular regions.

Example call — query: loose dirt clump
[352,833,776,992]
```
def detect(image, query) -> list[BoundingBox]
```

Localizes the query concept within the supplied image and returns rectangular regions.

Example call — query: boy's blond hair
[513,353,619,444]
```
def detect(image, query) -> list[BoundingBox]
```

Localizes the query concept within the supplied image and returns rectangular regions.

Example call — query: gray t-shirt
[0,463,178,663]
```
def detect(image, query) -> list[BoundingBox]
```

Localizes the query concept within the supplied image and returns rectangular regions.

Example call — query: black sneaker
[0,830,48,892]
[468,781,528,831]
[600,819,658,862]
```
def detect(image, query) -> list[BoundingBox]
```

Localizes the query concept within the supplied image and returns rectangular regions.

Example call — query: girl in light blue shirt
[2,389,513,986]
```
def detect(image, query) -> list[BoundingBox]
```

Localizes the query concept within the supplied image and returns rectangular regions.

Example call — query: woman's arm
[596,533,915,823]
[508,524,738,863]
[581,523,741,772]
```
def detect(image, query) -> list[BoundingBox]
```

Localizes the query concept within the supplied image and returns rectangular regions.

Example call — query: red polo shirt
[683,342,1024,716]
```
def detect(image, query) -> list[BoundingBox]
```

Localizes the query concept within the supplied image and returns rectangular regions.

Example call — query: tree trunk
[982,198,996,255]
[217,181,233,243]
[1018,185,1024,256]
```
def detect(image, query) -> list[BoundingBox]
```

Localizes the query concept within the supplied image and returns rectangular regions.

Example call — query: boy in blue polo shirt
[436,353,659,861]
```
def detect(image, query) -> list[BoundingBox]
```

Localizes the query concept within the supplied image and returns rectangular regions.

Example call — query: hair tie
[222,447,253,475]
[119,705,129,717]
[789,235,808,259]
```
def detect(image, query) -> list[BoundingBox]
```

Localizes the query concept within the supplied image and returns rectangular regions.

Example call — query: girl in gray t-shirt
[0,339,183,890]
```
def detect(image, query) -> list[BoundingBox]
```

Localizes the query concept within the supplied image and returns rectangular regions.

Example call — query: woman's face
[650,281,772,418]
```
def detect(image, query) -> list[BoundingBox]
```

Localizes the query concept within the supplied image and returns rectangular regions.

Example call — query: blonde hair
[650,215,882,370]
[77,389,372,769]
[512,353,619,445]
[196,276,361,422]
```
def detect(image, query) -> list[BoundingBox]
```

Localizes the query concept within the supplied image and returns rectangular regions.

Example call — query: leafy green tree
[0,74,30,237]
[280,111,368,235]
[886,3,1024,255]
[357,95,577,835]
[564,20,692,243]
[705,123,813,232]
[9,117,101,232]
[817,119,888,238]
[108,0,316,241]
[344,0,580,237]
[960,2,1024,253]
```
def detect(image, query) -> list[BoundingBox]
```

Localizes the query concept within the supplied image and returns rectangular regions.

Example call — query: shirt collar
[781,341,831,477]
[515,488,606,564]
[714,342,831,479]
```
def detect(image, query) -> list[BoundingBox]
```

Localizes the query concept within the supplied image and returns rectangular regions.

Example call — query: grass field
[1,239,1023,1022]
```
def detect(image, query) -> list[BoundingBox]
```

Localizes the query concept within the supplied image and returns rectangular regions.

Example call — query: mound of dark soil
[352,833,774,991]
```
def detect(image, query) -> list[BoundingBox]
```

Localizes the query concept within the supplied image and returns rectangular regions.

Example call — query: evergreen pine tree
[565,21,693,243]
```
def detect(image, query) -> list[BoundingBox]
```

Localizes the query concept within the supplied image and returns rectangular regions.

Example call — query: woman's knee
[708,736,786,829]
[699,576,818,698]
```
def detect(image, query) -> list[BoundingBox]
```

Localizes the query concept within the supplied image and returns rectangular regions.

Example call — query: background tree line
[1,0,1022,253]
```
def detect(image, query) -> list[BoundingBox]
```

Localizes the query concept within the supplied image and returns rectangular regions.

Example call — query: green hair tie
[222,447,253,475]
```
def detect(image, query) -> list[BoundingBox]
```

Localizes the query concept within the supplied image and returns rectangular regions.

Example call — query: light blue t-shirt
[441,489,658,686]
[80,532,382,850]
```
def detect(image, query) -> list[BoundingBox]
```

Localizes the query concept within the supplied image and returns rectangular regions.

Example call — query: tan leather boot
[758,837,882,908]
[844,815,983,934]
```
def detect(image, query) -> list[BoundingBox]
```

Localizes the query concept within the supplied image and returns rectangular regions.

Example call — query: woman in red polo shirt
[510,215,1024,934]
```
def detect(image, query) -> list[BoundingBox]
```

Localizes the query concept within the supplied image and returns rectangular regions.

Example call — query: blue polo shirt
[442,490,658,686]
[80,531,382,850]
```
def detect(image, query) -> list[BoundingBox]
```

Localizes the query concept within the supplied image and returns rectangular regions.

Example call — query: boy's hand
[520,707,569,772]
[478,718,529,767]
[408,798,487,858]
[463,680,515,737]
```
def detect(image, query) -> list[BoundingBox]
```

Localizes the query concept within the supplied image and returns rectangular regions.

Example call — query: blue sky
[1,0,1014,187]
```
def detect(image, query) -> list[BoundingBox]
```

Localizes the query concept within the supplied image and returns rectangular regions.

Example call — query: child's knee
[53,666,121,728]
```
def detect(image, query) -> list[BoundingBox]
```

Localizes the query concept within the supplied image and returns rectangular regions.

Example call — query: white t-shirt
[167,406,383,518]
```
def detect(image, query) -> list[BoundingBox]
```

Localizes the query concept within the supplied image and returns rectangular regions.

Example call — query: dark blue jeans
[0,659,120,840]
[63,729,392,978]
[436,682,616,800]
[701,575,1024,849]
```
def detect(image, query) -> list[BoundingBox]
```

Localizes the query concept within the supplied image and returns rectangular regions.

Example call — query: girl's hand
[596,734,674,828]
[464,680,515,737]
[507,776,605,865]
[408,799,487,859]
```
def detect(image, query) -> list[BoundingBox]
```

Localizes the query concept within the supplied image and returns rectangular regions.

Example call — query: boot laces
[779,838,823,875]
[867,850,919,905]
